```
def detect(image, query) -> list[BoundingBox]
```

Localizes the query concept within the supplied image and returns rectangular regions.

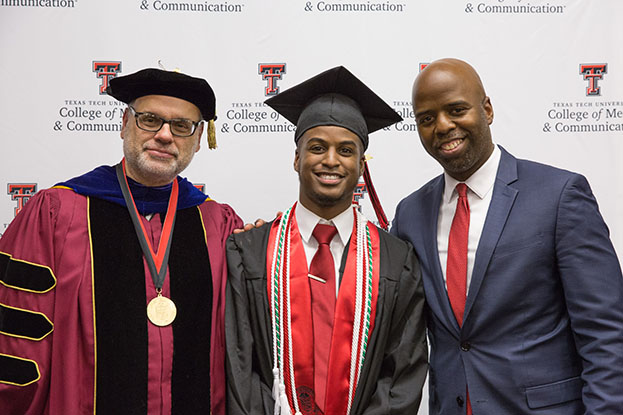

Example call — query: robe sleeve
[361,243,428,414]
[199,201,244,415]
[0,189,64,414]
[224,232,274,415]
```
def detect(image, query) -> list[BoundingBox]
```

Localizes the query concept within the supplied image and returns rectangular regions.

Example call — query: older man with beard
[0,68,242,415]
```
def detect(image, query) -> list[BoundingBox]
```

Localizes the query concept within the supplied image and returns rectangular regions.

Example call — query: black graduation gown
[225,221,428,414]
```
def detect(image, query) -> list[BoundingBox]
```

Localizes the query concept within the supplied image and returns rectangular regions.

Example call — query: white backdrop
[1,1,622,412]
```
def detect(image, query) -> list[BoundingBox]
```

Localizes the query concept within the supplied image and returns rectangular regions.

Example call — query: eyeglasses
[129,106,202,137]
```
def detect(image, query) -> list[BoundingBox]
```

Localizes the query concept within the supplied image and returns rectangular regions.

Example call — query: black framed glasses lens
[132,109,198,137]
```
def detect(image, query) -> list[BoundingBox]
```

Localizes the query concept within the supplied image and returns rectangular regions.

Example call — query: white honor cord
[285,219,301,414]
[346,210,364,414]
[271,205,372,415]
[358,211,372,383]
[270,224,281,415]
[278,219,287,401]
[279,381,293,415]
[270,207,301,414]
[272,368,281,415]
[271,207,292,415]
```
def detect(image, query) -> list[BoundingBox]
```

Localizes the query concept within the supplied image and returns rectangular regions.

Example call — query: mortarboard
[107,68,218,148]
[265,66,402,229]
[264,65,402,150]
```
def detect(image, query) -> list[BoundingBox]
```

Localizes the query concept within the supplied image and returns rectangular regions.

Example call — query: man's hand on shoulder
[233,220,264,234]
[232,211,283,234]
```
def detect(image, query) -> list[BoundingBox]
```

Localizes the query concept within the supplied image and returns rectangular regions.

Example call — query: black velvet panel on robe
[169,205,213,415]
[0,354,39,386]
[0,304,53,340]
[90,199,212,414]
[0,251,56,292]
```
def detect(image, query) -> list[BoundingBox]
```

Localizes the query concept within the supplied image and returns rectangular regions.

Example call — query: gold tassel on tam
[207,119,217,149]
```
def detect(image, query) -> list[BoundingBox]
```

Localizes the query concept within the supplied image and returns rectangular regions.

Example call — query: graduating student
[225,66,428,415]
[0,68,242,414]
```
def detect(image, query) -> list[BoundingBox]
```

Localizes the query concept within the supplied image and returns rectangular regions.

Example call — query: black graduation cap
[107,68,218,148]
[266,66,400,230]
[264,66,402,150]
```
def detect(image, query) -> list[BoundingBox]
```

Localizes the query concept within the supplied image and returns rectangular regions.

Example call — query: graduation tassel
[279,382,292,415]
[207,119,217,149]
[363,159,389,230]
[272,368,281,415]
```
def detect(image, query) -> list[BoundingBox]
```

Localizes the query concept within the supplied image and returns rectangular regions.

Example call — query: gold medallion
[147,294,177,326]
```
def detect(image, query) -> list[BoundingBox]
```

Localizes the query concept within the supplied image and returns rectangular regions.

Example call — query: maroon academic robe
[0,186,241,415]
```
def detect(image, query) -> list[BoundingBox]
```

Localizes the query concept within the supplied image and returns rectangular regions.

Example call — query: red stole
[267,209,380,415]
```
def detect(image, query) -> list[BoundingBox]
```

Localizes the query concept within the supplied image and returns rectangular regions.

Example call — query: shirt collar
[296,202,354,245]
[443,144,501,203]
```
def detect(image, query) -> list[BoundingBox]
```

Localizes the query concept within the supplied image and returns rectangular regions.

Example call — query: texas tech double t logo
[7,183,37,217]
[93,61,122,95]
[580,64,607,96]
[259,64,286,96]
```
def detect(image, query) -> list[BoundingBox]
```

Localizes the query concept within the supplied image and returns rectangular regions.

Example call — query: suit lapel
[463,147,518,324]
[421,177,463,333]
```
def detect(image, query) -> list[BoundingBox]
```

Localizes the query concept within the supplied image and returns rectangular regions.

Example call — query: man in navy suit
[391,58,623,414]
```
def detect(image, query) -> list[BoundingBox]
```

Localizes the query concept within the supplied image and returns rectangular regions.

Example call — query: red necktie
[447,183,469,325]
[446,183,472,415]
[309,223,338,412]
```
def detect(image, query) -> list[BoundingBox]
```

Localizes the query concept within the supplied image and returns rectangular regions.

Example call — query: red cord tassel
[362,160,389,231]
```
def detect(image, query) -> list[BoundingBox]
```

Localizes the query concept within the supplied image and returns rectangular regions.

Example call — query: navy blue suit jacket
[392,147,623,414]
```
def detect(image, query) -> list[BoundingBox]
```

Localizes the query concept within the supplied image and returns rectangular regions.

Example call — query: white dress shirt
[296,202,355,297]
[437,145,501,291]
